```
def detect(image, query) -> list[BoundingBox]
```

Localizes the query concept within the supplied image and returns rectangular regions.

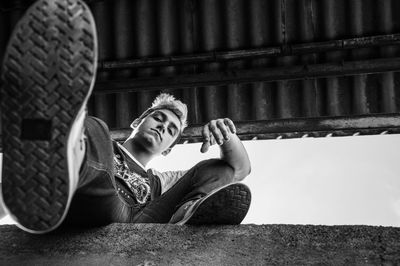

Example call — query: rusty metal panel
[90,0,116,127]
[1,0,400,143]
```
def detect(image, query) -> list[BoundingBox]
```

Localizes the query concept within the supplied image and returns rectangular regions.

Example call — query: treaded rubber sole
[186,183,251,225]
[0,0,97,233]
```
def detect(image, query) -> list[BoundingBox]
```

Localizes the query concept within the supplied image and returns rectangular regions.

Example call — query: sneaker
[169,183,251,225]
[0,0,97,233]
[169,198,201,225]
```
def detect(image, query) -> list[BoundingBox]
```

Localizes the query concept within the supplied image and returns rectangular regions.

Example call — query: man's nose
[157,123,166,133]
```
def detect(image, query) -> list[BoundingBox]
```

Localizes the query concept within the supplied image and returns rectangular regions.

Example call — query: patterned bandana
[113,154,151,204]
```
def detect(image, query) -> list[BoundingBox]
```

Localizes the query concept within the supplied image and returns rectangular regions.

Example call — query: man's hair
[130,93,188,148]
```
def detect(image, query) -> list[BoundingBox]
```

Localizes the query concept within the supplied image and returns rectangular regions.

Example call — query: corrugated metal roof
[1,0,400,143]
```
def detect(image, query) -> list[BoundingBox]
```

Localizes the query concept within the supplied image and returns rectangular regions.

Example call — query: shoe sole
[0,0,97,233]
[183,183,251,225]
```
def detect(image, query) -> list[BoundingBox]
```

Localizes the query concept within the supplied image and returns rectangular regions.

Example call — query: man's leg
[0,0,97,233]
[130,159,236,223]
[62,116,128,228]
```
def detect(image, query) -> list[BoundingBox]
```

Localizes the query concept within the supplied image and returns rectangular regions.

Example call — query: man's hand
[201,118,237,153]
[200,117,251,181]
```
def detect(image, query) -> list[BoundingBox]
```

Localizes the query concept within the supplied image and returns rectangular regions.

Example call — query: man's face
[133,109,181,155]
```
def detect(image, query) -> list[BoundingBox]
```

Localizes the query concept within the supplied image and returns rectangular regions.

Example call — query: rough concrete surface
[0,223,400,265]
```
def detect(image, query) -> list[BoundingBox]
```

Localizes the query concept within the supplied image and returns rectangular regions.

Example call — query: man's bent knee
[194,159,235,184]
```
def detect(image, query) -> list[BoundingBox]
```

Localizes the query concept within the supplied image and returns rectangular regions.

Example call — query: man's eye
[154,116,161,121]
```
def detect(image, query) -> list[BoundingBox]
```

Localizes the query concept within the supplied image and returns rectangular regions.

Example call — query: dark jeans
[64,116,234,227]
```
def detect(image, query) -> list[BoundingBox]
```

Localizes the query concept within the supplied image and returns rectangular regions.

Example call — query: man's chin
[145,132,161,144]
[136,133,161,149]
[131,132,168,154]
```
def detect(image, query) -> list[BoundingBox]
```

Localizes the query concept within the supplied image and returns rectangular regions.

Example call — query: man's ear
[161,148,172,156]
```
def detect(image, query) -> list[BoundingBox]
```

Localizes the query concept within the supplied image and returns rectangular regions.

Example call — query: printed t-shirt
[113,142,188,205]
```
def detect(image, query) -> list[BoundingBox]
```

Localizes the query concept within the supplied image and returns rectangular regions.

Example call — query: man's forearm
[200,118,251,181]
[220,133,251,181]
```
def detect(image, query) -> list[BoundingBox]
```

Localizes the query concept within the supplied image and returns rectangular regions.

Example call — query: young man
[0,0,251,234]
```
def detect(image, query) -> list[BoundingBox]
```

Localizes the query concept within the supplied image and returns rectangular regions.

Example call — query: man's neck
[122,138,153,168]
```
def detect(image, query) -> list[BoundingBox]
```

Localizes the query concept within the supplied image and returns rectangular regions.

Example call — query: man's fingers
[209,120,224,145]
[224,118,236,134]
[217,119,230,141]
[201,118,235,152]
[200,134,217,153]
[209,134,217,146]
[202,124,210,141]
[201,141,210,153]
[201,125,211,153]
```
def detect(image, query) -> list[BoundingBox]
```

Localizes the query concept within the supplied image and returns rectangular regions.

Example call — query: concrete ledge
[1,223,400,265]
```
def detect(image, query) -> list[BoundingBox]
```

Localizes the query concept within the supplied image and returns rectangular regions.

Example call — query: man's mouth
[150,129,162,141]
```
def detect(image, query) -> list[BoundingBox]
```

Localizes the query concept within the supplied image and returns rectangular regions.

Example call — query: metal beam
[94,57,400,94]
[110,113,400,143]
[1,114,399,152]
[97,33,400,70]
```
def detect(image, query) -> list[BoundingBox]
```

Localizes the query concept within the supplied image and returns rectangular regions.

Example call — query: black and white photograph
[0,0,400,265]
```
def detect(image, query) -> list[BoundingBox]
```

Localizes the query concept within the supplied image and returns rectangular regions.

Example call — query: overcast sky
[1,134,400,226]
[150,134,400,226]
